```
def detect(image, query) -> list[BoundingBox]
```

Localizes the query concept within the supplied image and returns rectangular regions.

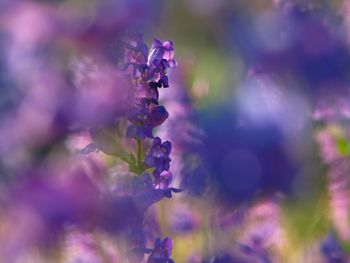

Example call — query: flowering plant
[85,31,180,262]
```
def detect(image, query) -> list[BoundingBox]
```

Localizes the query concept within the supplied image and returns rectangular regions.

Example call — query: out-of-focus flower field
[2,0,350,262]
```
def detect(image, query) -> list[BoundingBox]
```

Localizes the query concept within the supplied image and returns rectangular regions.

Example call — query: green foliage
[90,127,130,162]
[282,173,331,250]
[340,239,350,253]
[336,137,350,157]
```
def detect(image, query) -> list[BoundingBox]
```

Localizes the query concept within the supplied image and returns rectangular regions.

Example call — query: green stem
[117,154,130,164]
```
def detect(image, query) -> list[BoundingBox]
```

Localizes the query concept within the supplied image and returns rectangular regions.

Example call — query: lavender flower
[136,82,160,105]
[132,172,181,211]
[126,104,156,139]
[145,137,172,173]
[148,39,177,69]
[123,31,149,65]
[154,170,173,190]
[126,104,169,140]
[146,39,177,87]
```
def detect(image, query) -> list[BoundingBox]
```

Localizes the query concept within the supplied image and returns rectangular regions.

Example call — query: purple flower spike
[147,237,174,263]
[321,232,346,263]
[145,137,172,173]
[121,33,179,262]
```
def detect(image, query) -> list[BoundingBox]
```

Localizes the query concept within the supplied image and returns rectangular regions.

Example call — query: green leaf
[90,127,129,162]
[336,137,350,156]
[340,239,350,253]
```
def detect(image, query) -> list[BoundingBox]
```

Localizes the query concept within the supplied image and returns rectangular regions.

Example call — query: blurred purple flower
[63,230,104,263]
[147,237,175,263]
[132,172,181,212]
[70,56,134,126]
[238,237,271,263]
[169,204,199,233]
[317,128,350,240]
[321,232,347,263]
[123,30,149,65]
[154,170,173,190]
[156,68,204,193]
[209,253,242,263]
[5,169,99,250]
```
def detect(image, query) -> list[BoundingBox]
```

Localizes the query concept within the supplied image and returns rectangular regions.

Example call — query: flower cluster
[145,137,171,172]
[123,31,177,140]
[119,31,180,262]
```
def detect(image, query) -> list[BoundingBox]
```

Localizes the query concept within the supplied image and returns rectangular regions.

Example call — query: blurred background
[1,0,350,262]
